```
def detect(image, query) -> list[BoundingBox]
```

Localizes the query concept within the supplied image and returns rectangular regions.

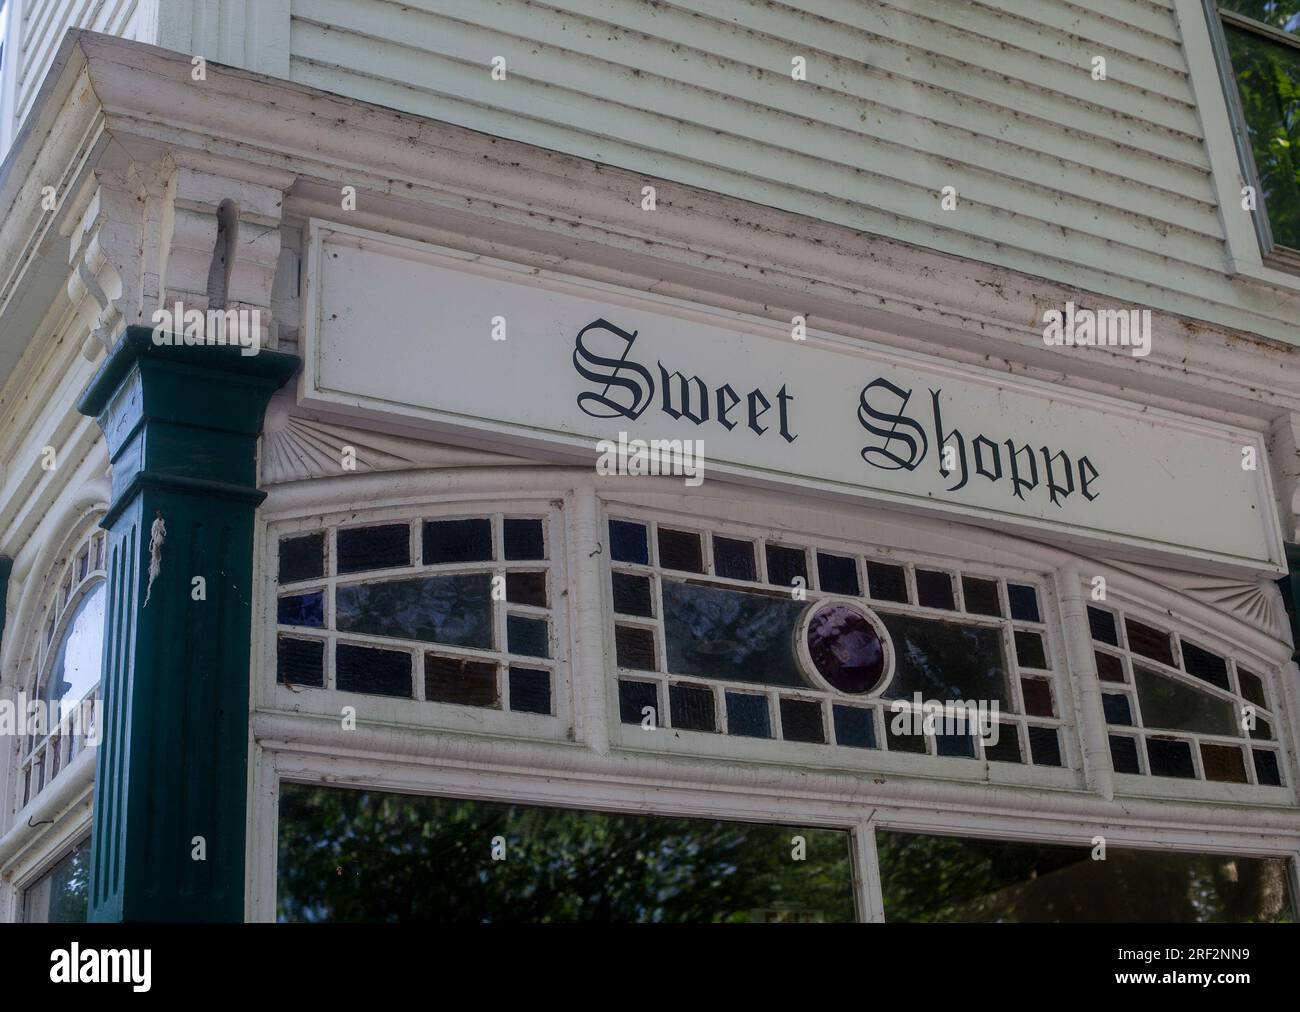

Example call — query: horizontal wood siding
[15,0,142,126]
[285,0,1299,343]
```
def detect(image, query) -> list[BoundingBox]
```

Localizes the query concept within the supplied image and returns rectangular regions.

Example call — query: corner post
[77,326,298,922]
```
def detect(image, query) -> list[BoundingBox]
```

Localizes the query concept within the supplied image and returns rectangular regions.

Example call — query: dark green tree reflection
[276,784,855,922]
[877,830,1294,922]
[1220,2,1300,248]
[24,841,89,923]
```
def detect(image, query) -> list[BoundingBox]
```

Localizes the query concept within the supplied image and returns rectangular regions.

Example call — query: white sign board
[301,222,1286,576]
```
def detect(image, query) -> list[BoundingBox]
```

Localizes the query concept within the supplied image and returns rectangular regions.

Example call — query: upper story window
[1214,2,1300,261]
[16,528,107,811]
[22,838,90,923]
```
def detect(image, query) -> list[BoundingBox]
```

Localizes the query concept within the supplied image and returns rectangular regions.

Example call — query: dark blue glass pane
[611,572,653,616]
[505,572,547,607]
[425,655,498,708]
[817,553,860,596]
[915,570,955,610]
[609,520,649,565]
[662,580,807,687]
[509,667,551,715]
[506,615,549,658]
[936,728,975,758]
[1015,630,1048,669]
[658,528,703,573]
[780,698,825,743]
[1109,735,1140,774]
[1126,618,1175,667]
[1146,737,1195,778]
[1253,749,1282,786]
[1238,669,1267,708]
[669,683,717,732]
[713,536,757,581]
[503,519,545,560]
[618,679,658,725]
[279,532,324,583]
[336,574,493,649]
[278,591,324,627]
[277,636,324,687]
[1027,726,1062,767]
[765,544,807,589]
[336,643,411,698]
[1181,642,1229,690]
[1087,606,1118,645]
[832,705,875,748]
[338,524,409,574]
[1101,693,1132,725]
[615,625,657,670]
[422,518,493,564]
[879,613,1007,704]
[867,562,908,603]
[726,692,771,738]
[885,718,927,753]
[961,577,1001,617]
[1007,584,1041,623]
[983,724,1021,763]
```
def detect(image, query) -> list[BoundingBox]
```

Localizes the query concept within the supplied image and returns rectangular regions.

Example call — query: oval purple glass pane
[807,604,885,694]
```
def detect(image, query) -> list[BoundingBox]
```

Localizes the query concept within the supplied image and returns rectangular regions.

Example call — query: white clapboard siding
[282,0,1298,344]
[13,0,142,127]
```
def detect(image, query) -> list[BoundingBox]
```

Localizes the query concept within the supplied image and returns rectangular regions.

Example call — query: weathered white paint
[0,31,1296,921]
[2,0,142,148]
[301,221,1286,575]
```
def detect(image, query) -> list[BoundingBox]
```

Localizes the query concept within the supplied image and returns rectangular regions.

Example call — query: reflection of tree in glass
[336,574,493,648]
[47,843,90,923]
[662,581,809,687]
[878,614,1007,704]
[1221,3,1300,249]
[877,830,1294,922]
[276,785,856,922]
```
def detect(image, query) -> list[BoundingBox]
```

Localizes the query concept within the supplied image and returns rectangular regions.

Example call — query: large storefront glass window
[876,830,1295,922]
[276,784,857,922]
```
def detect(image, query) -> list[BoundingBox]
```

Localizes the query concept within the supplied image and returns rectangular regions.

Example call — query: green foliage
[1221,10,1300,249]
[876,830,1295,922]
[276,784,856,922]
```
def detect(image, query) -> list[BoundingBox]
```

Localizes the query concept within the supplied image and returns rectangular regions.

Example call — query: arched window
[16,527,107,810]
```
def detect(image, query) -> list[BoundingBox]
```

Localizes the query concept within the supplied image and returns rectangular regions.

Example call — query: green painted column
[77,326,298,922]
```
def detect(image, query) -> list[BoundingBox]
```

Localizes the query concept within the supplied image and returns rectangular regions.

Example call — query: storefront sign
[301,223,1286,575]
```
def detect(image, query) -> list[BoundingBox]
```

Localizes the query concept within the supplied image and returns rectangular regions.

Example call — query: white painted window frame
[248,470,1300,922]
[598,498,1081,790]
[9,523,106,818]
[257,494,574,743]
